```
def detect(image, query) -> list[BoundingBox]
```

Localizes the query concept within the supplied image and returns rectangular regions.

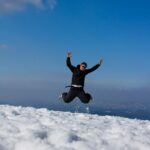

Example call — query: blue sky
[0,0,150,110]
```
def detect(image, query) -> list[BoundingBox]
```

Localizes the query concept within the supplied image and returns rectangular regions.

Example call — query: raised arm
[85,58,103,74]
[66,51,76,72]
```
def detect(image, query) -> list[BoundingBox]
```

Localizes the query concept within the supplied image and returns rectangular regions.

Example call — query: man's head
[80,62,87,71]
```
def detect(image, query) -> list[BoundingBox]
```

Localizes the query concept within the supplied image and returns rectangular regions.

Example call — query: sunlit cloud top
[0,44,8,49]
[0,0,57,13]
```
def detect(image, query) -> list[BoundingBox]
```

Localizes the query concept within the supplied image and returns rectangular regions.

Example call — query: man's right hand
[67,51,72,58]
[99,59,103,66]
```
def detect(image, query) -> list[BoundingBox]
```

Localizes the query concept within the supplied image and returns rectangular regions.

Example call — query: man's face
[80,64,86,71]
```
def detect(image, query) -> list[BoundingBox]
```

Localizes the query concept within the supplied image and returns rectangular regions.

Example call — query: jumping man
[60,51,103,104]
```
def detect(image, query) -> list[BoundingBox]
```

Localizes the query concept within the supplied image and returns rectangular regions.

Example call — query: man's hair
[81,62,87,68]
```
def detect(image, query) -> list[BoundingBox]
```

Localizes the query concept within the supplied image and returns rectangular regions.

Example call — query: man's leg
[77,90,92,104]
[62,88,76,103]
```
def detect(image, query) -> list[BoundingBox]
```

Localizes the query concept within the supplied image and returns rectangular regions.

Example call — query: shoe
[86,93,93,102]
[89,95,93,101]
[87,93,93,100]
[58,94,63,100]
[88,94,93,101]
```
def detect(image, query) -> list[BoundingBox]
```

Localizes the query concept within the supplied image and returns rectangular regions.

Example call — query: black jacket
[67,57,100,87]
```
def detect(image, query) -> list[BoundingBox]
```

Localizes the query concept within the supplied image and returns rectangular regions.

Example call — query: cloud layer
[0,44,8,49]
[0,0,57,13]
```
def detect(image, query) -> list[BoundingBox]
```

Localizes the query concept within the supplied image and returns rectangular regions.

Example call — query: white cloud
[0,44,8,49]
[0,0,57,13]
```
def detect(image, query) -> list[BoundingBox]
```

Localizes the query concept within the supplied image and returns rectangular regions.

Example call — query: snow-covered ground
[0,105,150,150]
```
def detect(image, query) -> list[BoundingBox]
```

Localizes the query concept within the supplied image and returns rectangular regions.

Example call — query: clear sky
[0,0,150,110]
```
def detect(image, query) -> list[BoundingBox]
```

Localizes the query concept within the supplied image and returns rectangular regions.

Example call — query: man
[60,51,103,104]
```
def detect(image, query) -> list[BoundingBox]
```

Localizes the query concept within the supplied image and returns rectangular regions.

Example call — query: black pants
[62,87,92,104]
